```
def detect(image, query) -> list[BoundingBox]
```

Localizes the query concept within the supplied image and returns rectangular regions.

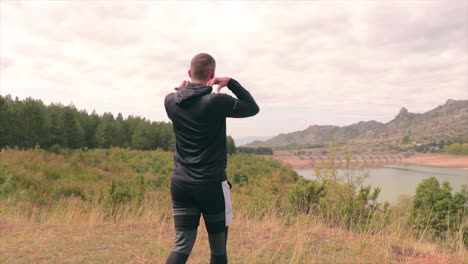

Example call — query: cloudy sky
[1,1,467,139]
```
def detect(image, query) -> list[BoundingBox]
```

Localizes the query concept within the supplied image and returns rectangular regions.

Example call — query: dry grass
[1,199,465,264]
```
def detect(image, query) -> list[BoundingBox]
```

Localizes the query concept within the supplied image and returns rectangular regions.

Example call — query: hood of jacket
[176,84,213,106]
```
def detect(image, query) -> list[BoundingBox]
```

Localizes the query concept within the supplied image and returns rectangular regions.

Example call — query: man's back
[165,83,229,182]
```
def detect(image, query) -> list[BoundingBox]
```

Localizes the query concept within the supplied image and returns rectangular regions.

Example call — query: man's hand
[174,80,190,90]
[207,77,231,93]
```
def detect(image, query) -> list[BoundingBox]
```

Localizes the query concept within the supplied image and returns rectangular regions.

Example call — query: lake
[295,165,468,204]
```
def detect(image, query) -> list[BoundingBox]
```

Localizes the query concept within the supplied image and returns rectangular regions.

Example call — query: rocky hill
[245,99,468,148]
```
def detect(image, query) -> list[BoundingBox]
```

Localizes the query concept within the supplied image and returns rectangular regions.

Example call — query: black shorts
[170,179,232,233]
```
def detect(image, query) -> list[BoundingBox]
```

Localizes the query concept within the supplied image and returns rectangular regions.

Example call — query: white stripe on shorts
[221,180,232,226]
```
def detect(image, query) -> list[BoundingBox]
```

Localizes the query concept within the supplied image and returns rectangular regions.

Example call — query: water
[295,165,468,205]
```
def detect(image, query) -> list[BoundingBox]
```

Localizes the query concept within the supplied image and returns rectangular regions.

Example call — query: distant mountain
[246,99,468,148]
[235,136,273,146]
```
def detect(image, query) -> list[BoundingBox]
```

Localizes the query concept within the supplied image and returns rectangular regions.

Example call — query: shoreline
[401,153,468,170]
[273,153,468,170]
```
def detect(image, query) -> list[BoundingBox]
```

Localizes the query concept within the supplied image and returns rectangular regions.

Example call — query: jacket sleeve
[211,79,260,118]
[164,93,173,120]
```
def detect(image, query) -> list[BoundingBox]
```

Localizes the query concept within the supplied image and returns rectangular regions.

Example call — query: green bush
[231,171,249,186]
[444,142,468,155]
[317,181,384,231]
[289,178,324,214]
[108,179,133,205]
[50,144,62,154]
[409,177,467,245]
[0,165,18,197]
[463,143,468,155]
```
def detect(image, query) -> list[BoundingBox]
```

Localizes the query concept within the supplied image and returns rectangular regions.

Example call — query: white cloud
[1,0,467,138]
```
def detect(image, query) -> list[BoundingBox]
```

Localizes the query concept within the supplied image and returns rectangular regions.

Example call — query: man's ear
[188,69,192,78]
[210,69,215,79]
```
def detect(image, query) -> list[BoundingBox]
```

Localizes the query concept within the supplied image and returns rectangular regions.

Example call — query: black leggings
[166,179,232,264]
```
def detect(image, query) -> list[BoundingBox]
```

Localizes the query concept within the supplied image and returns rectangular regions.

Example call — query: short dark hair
[190,53,216,80]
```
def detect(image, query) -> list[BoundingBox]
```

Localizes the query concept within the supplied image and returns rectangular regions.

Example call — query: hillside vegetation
[444,143,468,155]
[0,148,466,263]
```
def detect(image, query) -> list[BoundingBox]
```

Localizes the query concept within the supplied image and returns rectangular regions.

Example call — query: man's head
[189,53,216,83]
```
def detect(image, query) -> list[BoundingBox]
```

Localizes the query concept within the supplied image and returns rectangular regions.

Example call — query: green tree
[113,113,128,147]
[47,104,66,148]
[96,120,116,148]
[227,135,236,154]
[158,124,175,151]
[462,143,468,155]
[0,95,12,150]
[17,98,50,148]
[80,110,101,148]
[63,106,84,148]
[131,122,151,150]
[409,177,467,242]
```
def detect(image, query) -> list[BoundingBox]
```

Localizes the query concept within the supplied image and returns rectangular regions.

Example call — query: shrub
[409,177,467,245]
[0,165,18,197]
[231,171,249,186]
[289,178,324,214]
[50,144,62,154]
[444,142,467,155]
[108,179,133,205]
[462,143,468,155]
[317,181,384,231]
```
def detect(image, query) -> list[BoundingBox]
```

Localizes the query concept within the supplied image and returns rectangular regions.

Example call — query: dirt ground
[402,154,468,169]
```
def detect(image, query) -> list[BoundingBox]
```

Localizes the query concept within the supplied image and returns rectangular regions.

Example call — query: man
[164,53,259,264]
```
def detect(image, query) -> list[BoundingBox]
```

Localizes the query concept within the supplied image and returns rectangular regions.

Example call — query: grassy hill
[0,149,466,263]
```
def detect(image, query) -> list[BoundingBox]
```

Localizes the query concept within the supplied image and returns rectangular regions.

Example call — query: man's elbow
[246,104,259,117]
[234,102,259,117]
[252,104,260,116]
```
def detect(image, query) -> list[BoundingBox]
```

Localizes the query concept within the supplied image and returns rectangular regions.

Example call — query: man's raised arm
[208,77,259,118]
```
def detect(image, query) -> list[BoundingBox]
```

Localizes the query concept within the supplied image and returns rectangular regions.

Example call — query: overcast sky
[1,1,467,139]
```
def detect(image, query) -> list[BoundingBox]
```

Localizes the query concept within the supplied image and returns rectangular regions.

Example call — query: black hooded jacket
[164,79,259,183]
